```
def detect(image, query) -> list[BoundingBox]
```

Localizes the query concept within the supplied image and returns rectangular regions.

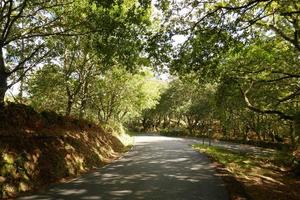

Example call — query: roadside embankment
[0,103,132,199]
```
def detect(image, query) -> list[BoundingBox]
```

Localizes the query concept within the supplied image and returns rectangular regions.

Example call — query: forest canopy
[0,0,299,148]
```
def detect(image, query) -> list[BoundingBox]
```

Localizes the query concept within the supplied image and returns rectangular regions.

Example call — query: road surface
[19,136,229,200]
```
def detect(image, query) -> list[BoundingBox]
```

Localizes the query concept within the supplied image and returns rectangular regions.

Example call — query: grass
[193,144,259,179]
[193,144,300,200]
[193,144,293,169]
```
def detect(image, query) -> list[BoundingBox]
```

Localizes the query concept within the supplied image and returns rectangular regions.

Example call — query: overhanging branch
[239,84,294,120]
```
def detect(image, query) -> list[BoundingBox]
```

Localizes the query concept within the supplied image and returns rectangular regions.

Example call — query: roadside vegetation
[193,144,300,200]
[0,0,299,199]
[0,103,132,198]
[0,0,158,198]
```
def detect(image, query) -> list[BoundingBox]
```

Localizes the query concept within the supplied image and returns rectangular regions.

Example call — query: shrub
[159,128,188,137]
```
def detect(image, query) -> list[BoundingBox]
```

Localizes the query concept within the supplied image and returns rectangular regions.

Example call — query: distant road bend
[19,135,229,200]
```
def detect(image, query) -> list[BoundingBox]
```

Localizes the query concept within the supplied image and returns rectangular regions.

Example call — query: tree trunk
[18,79,24,102]
[119,111,128,122]
[66,98,73,116]
[79,99,86,120]
[288,123,296,147]
[177,115,181,126]
[222,125,227,139]
[79,92,87,120]
[65,86,74,117]
[17,38,25,103]
[186,116,194,135]
[0,49,7,106]
[155,116,161,131]
[270,131,275,142]
[243,126,249,142]
[97,109,103,123]
[162,116,167,128]
[142,117,147,132]
[0,74,7,106]
[293,117,300,148]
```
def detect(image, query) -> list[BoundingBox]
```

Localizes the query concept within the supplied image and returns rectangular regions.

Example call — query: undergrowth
[193,144,300,200]
[0,103,132,198]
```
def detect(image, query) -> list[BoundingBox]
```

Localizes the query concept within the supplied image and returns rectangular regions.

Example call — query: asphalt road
[19,136,229,200]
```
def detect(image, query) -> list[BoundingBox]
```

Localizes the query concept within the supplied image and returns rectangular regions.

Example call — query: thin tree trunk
[163,116,167,128]
[186,116,193,135]
[97,109,103,123]
[177,115,181,126]
[17,37,25,103]
[18,79,24,102]
[142,117,147,131]
[79,81,89,120]
[222,125,227,139]
[0,49,7,106]
[293,117,300,148]
[65,85,75,117]
[66,98,73,117]
[289,123,296,147]
[65,87,73,117]
[119,111,128,121]
[270,131,275,142]
[79,99,86,120]
[0,74,7,105]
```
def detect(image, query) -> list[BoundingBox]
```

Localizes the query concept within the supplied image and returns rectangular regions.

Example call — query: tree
[160,1,300,147]
[27,34,100,116]
[168,0,299,52]
[89,67,160,123]
[57,36,99,116]
[220,37,300,146]
[28,64,161,123]
[27,64,67,113]
[87,0,153,69]
[0,0,153,105]
[0,0,78,105]
[139,77,216,135]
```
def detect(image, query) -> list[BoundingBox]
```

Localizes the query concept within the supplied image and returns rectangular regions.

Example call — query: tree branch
[239,84,294,120]
[3,0,28,42]
[7,48,52,88]
[1,0,14,41]
[277,87,300,104]
[7,44,45,75]
[269,24,300,52]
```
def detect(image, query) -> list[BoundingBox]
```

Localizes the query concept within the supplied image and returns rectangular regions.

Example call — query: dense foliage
[139,0,300,150]
[1,0,299,165]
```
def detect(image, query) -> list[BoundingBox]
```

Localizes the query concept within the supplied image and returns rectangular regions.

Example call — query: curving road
[19,136,229,200]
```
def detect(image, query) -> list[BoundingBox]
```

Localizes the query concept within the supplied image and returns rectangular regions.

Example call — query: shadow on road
[19,136,228,200]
